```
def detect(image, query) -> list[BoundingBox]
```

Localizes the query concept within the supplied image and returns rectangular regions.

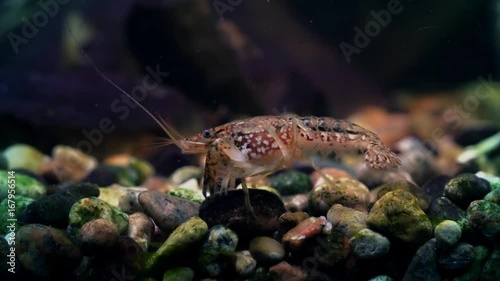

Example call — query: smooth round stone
[349,228,390,259]
[127,212,155,251]
[51,145,97,182]
[438,243,474,271]
[233,250,257,277]
[444,173,491,209]
[139,190,200,234]
[434,220,461,248]
[249,236,285,264]
[466,200,500,238]
[367,189,433,244]
[69,197,129,234]
[3,144,46,173]
[163,267,194,281]
[199,189,285,239]
[310,177,370,215]
[77,219,119,251]
[17,224,82,277]
[22,182,99,228]
[327,204,367,238]
[269,170,311,196]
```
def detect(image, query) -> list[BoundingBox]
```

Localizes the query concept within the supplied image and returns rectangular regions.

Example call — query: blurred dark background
[0,0,497,162]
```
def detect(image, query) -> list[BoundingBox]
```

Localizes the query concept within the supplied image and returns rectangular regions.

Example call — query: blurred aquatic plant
[458,132,500,175]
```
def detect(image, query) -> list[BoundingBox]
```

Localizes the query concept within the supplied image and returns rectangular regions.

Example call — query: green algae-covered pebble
[434,220,461,248]
[270,170,310,196]
[0,170,46,200]
[484,188,500,205]
[69,197,129,233]
[2,144,46,173]
[163,267,194,281]
[168,188,204,204]
[145,216,208,272]
[444,173,491,209]
[198,225,239,277]
[367,189,432,245]
[0,195,33,234]
[466,200,500,238]
[327,204,367,238]
[375,180,431,211]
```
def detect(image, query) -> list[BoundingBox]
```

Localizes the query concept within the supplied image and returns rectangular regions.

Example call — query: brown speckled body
[180,115,402,197]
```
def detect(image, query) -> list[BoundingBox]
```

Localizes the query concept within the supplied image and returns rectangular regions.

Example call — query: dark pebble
[438,243,475,271]
[16,224,82,277]
[421,175,452,200]
[402,239,440,281]
[21,182,100,228]
[199,189,286,239]
[427,197,469,231]
[139,190,200,234]
[444,173,491,209]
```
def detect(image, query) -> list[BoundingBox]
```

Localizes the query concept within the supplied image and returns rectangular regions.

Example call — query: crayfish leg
[241,178,256,219]
[202,138,232,197]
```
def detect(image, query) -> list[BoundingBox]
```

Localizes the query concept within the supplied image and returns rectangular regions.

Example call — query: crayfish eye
[201,130,214,139]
